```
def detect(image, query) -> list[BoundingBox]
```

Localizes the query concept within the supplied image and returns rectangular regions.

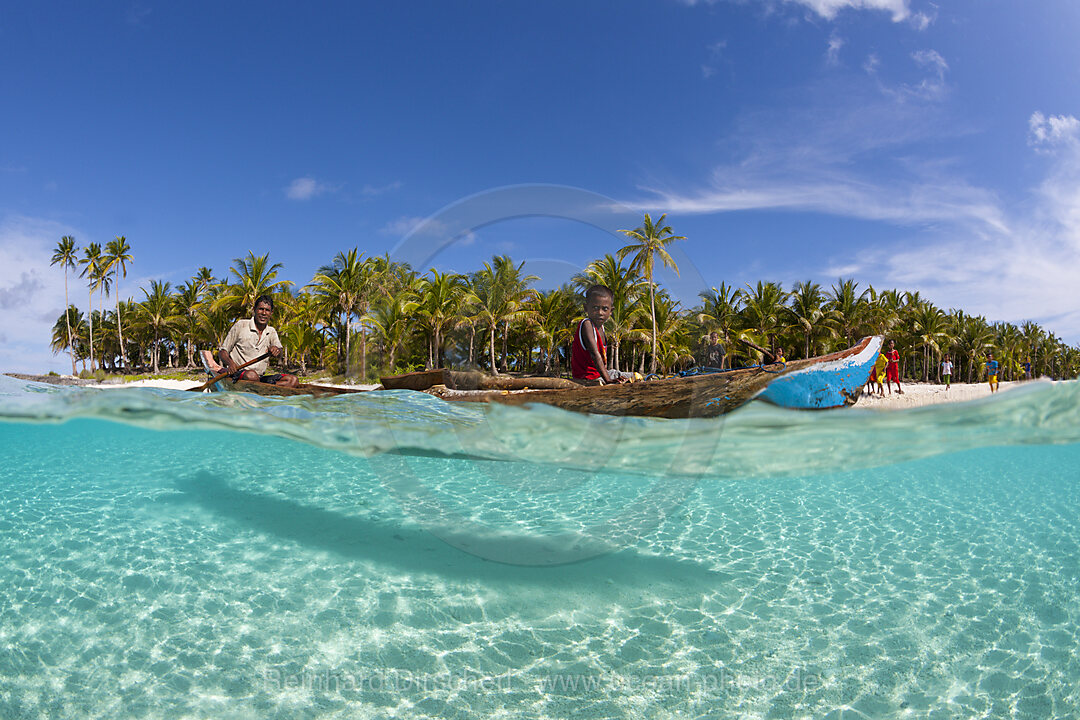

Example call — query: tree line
[49,217,1080,383]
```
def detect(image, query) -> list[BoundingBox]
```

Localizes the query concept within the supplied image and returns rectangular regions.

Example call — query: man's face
[585,294,613,325]
[255,301,273,324]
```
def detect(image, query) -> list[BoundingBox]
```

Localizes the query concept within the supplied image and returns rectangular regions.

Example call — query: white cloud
[909,9,933,31]
[675,0,911,22]
[285,176,332,201]
[0,215,84,373]
[1028,112,1080,151]
[908,49,948,99]
[792,0,909,22]
[826,33,844,65]
[361,180,403,197]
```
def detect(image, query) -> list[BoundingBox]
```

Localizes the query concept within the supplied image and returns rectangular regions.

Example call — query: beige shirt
[221,318,281,375]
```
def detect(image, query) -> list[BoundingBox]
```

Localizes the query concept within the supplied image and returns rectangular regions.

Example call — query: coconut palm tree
[173,280,203,368]
[467,257,537,374]
[50,306,85,366]
[827,278,869,346]
[78,242,104,371]
[50,236,79,374]
[139,280,178,373]
[617,213,685,374]
[737,281,790,355]
[416,269,467,369]
[215,252,293,320]
[308,249,366,378]
[909,301,949,382]
[786,280,834,359]
[531,287,577,373]
[104,236,133,371]
[367,279,421,372]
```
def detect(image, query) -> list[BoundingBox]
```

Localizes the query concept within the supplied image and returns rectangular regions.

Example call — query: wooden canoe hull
[424,366,773,418]
[212,379,366,398]
[759,336,882,409]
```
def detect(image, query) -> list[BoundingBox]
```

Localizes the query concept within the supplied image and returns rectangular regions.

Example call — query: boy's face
[585,293,613,325]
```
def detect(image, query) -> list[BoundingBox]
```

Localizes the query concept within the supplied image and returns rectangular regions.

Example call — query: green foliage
[46,219,1079,382]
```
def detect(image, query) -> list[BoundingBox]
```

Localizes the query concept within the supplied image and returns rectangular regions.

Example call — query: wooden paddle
[190,352,271,392]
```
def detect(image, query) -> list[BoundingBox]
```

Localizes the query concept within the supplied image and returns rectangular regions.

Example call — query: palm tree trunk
[360,331,367,381]
[489,325,498,374]
[343,310,352,378]
[88,289,95,372]
[649,280,657,374]
[115,281,127,372]
[63,271,75,374]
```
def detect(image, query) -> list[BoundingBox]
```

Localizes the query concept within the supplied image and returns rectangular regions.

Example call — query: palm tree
[215,252,293,320]
[827,278,869,346]
[104,236,133,371]
[786,280,833,359]
[51,236,79,374]
[174,280,203,368]
[308,249,366,378]
[139,280,178,373]
[416,269,466,369]
[617,213,685,374]
[367,279,421,372]
[51,306,85,366]
[467,257,537,374]
[909,301,949,382]
[531,287,578,373]
[78,242,103,371]
[738,281,790,354]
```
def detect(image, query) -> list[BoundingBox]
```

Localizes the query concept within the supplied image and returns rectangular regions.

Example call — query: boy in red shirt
[571,285,627,384]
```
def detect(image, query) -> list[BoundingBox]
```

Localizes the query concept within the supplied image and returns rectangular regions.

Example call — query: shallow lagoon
[1,377,1079,718]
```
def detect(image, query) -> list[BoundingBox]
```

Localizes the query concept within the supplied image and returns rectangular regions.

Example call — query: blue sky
[3,0,1079,372]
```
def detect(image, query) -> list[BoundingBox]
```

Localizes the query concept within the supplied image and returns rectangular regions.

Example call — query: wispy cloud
[0,215,83,373]
[361,180,403,197]
[285,176,334,201]
[826,33,844,65]
[675,0,912,22]
[1028,111,1080,152]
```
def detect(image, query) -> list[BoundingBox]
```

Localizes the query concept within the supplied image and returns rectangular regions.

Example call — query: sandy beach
[853,380,1017,410]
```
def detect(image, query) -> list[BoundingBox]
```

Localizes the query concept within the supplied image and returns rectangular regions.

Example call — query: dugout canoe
[195,337,882,417]
[378,336,883,419]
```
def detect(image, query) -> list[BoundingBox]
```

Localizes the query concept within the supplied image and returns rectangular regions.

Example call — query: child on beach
[571,285,628,384]
[873,351,887,396]
[985,352,999,393]
[941,354,953,390]
[885,339,903,395]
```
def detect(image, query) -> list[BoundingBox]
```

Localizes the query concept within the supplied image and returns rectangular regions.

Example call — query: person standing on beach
[571,285,628,384]
[703,332,726,369]
[941,354,953,391]
[985,352,1000,393]
[1023,359,1032,380]
[218,295,299,388]
[885,339,903,395]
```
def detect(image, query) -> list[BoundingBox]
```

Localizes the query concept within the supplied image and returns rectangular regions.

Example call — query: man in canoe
[571,285,629,384]
[218,295,299,388]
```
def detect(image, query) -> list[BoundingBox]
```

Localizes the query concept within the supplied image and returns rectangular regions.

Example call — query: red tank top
[571,319,606,380]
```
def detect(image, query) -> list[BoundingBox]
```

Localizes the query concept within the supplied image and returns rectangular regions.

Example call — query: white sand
[853,380,1017,410]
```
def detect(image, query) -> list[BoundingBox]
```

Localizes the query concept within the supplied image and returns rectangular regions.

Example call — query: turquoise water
[1,375,1079,719]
